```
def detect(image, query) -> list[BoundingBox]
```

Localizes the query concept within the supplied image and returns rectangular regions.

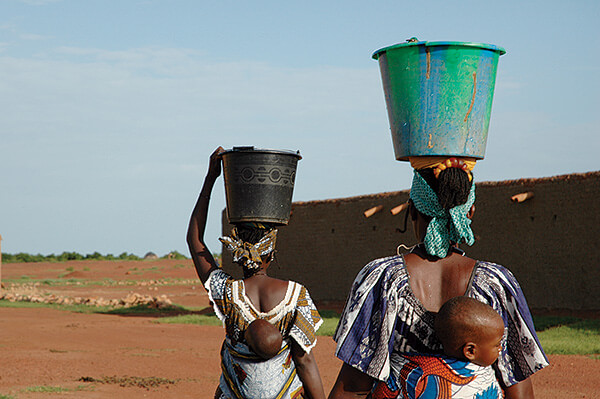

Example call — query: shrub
[1,251,142,263]
[161,251,188,260]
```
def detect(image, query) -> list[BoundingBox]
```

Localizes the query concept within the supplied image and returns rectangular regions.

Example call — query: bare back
[242,276,290,314]
[403,251,477,313]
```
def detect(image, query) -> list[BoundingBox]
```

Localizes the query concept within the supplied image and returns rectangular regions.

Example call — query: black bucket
[221,146,302,225]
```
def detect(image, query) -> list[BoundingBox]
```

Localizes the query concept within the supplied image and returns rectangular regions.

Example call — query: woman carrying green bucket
[328,41,548,399]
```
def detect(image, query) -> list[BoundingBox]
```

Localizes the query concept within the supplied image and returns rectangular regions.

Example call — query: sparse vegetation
[154,314,224,326]
[535,318,600,355]
[0,299,113,314]
[1,251,189,263]
[78,375,177,389]
[24,386,70,393]
[22,385,91,394]
[0,299,188,317]
[154,309,342,336]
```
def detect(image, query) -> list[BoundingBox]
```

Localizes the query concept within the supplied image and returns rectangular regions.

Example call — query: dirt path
[0,260,598,398]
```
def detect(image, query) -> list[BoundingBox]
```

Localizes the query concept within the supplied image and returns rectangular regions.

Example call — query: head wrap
[409,170,476,258]
[409,156,477,172]
[219,227,277,270]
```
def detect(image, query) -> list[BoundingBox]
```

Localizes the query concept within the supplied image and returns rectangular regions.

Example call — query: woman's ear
[467,204,476,219]
[463,342,477,361]
[263,251,274,265]
[408,200,419,221]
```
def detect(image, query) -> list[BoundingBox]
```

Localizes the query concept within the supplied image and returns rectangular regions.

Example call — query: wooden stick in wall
[364,205,384,218]
[390,202,409,215]
[511,192,535,203]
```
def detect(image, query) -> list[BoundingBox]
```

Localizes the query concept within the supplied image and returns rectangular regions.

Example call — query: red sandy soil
[0,260,598,398]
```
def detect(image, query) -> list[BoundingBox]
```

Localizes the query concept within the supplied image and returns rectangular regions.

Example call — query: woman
[187,147,326,399]
[328,158,548,398]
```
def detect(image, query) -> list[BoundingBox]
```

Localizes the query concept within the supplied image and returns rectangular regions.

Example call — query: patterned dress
[207,269,323,399]
[371,354,502,399]
[333,255,548,398]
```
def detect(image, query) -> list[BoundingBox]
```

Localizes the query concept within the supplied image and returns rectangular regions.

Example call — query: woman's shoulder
[473,260,519,282]
[283,279,314,299]
[471,260,524,297]
[343,255,410,305]
[205,268,234,293]
[354,254,408,285]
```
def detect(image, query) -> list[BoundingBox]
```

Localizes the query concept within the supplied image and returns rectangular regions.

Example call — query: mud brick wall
[221,171,600,311]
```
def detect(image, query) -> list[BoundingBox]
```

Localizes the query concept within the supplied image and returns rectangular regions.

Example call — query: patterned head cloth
[219,227,277,270]
[409,170,476,258]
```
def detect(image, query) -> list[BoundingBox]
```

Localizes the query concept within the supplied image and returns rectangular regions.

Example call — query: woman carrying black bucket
[187,147,326,399]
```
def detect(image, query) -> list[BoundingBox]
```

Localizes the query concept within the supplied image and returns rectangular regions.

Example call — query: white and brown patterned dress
[206,268,322,399]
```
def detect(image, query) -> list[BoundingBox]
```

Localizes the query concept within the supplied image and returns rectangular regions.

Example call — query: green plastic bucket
[372,40,506,161]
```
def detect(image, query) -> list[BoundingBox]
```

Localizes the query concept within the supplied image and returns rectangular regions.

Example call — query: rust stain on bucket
[426,47,431,80]
[464,72,477,122]
[427,133,434,148]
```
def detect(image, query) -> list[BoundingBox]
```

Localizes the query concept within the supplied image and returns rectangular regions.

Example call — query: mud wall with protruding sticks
[222,172,600,312]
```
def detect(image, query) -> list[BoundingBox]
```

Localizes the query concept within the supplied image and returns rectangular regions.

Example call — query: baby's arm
[291,340,326,399]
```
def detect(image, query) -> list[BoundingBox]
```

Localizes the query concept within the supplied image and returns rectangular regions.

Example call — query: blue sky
[1,0,598,256]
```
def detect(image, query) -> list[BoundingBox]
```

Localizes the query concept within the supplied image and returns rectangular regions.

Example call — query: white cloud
[18,0,62,5]
[20,33,51,41]
[0,45,388,254]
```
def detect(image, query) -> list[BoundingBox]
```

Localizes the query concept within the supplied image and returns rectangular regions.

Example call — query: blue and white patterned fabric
[333,255,548,389]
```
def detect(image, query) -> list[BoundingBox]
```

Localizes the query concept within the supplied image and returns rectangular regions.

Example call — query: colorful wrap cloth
[371,354,502,399]
[219,228,277,270]
[409,170,476,258]
[408,157,477,172]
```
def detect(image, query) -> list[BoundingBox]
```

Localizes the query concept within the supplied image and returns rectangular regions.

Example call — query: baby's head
[244,318,283,360]
[435,296,504,367]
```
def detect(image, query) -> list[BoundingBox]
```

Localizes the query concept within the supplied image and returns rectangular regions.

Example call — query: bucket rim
[221,146,302,160]
[372,40,506,60]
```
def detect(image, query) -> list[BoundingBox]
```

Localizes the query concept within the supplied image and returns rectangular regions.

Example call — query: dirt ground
[0,260,598,398]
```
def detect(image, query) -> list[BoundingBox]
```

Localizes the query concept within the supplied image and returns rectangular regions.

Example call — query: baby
[435,296,505,369]
[244,318,283,360]
[371,296,505,399]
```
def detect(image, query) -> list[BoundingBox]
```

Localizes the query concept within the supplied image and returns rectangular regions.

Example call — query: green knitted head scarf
[409,170,476,258]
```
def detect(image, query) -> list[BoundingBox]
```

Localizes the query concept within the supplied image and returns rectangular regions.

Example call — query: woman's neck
[410,243,465,260]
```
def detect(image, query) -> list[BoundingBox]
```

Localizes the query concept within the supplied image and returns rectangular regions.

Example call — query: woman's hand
[503,378,534,399]
[207,146,225,181]
[328,363,374,399]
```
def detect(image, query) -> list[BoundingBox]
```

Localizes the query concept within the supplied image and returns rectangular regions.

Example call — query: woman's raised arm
[186,146,224,284]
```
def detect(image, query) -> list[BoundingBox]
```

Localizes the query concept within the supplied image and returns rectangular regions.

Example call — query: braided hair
[408,164,476,257]
[235,225,271,245]
[233,224,276,277]
[416,167,473,210]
